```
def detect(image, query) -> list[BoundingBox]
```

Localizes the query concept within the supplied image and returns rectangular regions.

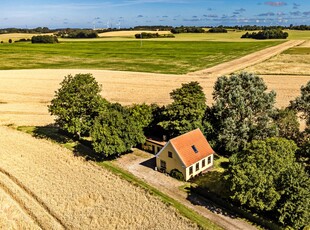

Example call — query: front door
[160,160,166,172]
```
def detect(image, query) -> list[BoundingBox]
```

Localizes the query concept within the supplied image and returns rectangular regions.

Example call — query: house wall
[185,154,213,181]
[156,143,186,178]
[142,140,164,154]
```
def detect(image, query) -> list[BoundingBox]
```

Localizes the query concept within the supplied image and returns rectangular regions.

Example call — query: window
[168,151,173,158]
[208,156,212,164]
[196,162,199,171]
[202,159,205,168]
[191,145,198,153]
[189,166,193,175]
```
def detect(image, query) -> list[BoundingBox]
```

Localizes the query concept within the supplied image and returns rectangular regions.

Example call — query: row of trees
[171,26,205,34]
[48,74,147,157]
[49,73,309,228]
[134,33,175,39]
[56,30,99,38]
[207,27,228,33]
[49,72,309,161]
[31,35,59,44]
[241,29,289,39]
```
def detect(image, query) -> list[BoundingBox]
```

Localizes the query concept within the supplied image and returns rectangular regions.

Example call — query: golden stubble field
[0,33,54,43]
[0,39,309,229]
[0,41,309,127]
[0,126,198,229]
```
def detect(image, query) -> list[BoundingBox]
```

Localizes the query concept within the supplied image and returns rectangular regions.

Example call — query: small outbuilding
[155,128,214,181]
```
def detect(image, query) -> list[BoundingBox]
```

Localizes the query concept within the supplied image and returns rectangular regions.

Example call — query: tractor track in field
[187,39,305,77]
[0,167,66,230]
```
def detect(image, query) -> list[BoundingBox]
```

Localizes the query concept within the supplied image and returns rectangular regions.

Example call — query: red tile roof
[170,129,214,167]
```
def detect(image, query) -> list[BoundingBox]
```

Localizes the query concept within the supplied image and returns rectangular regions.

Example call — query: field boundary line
[0,167,66,230]
[188,40,305,77]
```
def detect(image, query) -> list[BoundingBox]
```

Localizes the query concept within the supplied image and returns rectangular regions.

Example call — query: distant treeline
[207,27,228,33]
[171,26,205,34]
[227,24,310,31]
[0,27,56,34]
[31,35,59,43]
[0,24,309,37]
[135,32,175,39]
[241,29,289,39]
[133,26,173,31]
[56,29,98,38]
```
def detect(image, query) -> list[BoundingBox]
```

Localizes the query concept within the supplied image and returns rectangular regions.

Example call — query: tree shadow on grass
[31,124,103,161]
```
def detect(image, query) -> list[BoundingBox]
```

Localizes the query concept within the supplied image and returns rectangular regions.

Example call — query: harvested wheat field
[0,126,198,230]
[0,33,54,43]
[0,189,40,229]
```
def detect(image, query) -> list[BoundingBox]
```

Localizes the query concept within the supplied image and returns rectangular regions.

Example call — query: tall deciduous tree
[159,81,206,138]
[212,72,277,153]
[226,137,310,229]
[277,163,310,229]
[48,73,106,138]
[274,108,300,141]
[91,104,145,157]
[290,81,310,128]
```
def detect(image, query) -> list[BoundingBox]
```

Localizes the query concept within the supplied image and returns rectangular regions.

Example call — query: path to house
[114,149,258,230]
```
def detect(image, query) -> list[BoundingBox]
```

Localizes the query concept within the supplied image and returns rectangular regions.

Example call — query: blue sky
[1,0,309,28]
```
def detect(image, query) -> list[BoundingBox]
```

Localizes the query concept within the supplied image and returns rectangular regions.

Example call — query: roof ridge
[170,128,200,142]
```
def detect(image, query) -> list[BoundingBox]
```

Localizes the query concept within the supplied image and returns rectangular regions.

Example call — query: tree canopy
[48,73,106,137]
[226,138,309,229]
[212,72,277,154]
[274,108,300,141]
[159,81,207,138]
[91,104,145,157]
[290,81,310,128]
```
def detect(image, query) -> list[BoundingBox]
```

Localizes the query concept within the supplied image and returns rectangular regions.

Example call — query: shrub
[170,169,184,181]
[15,38,31,43]
[31,35,58,44]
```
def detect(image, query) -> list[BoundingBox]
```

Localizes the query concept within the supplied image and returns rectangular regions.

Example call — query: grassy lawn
[15,125,222,230]
[192,154,230,198]
[0,40,282,74]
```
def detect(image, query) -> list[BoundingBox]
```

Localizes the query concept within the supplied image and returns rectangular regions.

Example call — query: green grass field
[0,40,282,74]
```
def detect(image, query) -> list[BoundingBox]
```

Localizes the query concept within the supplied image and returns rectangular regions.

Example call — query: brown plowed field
[0,126,198,230]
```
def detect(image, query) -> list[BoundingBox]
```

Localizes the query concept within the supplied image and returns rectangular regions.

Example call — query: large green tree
[290,81,310,128]
[48,73,106,137]
[277,163,310,229]
[226,138,310,229]
[91,104,145,157]
[212,72,277,153]
[274,108,300,141]
[159,81,207,138]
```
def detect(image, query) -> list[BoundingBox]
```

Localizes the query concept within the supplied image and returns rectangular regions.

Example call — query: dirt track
[0,40,308,229]
[0,40,307,127]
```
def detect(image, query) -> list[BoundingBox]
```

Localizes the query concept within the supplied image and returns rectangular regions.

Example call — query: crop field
[0,33,54,43]
[245,42,310,75]
[0,40,282,74]
[0,31,309,229]
[0,126,201,229]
